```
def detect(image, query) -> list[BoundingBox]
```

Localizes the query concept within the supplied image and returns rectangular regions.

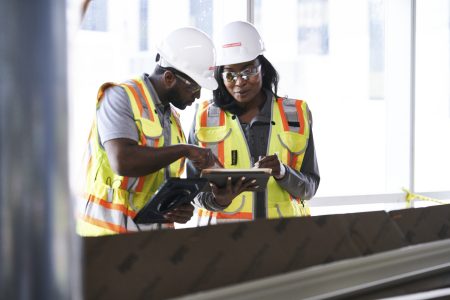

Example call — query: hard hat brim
[191,75,218,90]
[216,52,260,67]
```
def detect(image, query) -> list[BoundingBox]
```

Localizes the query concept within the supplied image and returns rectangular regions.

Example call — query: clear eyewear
[222,65,261,83]
[174,73,201,94]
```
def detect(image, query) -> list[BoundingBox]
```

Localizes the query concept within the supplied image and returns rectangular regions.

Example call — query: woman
[188,21,320,225]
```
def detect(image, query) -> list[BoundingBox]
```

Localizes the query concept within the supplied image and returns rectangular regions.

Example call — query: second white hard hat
[216,20,265,66]
[157,27,218,90]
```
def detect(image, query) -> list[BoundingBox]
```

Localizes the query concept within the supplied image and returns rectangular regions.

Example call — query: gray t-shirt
[96,75,174,179]
[97,84,139,146]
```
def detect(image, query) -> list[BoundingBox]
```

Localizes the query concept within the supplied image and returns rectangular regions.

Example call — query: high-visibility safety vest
[194,97,311,223]
[77,76,186,236]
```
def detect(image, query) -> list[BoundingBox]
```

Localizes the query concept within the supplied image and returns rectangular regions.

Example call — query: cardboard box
[389,204,450,244]
[83,216,360,300]
[83,208,440,300]
[336,210,408,255]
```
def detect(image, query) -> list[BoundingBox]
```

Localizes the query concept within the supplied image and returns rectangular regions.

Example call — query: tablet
[133,177,208,224]
[200,168,272,192]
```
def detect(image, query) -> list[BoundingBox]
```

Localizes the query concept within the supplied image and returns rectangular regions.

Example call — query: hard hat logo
[216,21,265,67]
[156,27,218,90]
[223,42,242,48]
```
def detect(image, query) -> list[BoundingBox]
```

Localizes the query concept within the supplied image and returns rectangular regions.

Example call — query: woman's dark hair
[212,55,279,115]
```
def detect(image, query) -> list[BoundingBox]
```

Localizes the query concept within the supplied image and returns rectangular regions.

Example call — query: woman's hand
[210,176,259,207]
[255,154,286,179]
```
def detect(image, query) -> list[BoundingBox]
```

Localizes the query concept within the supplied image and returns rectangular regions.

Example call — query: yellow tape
[402,187,447,208]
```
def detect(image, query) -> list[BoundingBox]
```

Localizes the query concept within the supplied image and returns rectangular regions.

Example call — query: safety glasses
[222,65,261,83]
[159,65,201,94]
[173,73,201,94]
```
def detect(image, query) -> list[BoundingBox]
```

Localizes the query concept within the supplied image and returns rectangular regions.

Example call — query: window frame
[247,0,450,212]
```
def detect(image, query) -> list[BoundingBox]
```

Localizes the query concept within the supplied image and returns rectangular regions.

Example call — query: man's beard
[167,87,186,110]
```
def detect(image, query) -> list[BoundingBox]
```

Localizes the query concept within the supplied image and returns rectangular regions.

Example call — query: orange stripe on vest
[120,177,129,190]
[276,98,289,131]
[216,211,253,220]
[87,194,137,218]
[295,100,305,134]
[200,102,209,127]
[132,79,155,122]
[122,84,144,116]
[122,83,148,146]
[82,215,128,234]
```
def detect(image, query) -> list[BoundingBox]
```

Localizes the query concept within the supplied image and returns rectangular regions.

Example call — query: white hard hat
[216,21,265,66]
[157,27,218,90]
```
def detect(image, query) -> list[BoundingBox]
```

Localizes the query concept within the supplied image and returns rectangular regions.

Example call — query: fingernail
[242,177,246,180]
[252,179,256,183]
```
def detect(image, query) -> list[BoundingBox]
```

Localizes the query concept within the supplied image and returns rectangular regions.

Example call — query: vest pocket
[136,117,163,138]
[88,182,148,213]
[112,184,155,213]
[277,131,308,155]
[196,126,231,143]
[268,201,298,218]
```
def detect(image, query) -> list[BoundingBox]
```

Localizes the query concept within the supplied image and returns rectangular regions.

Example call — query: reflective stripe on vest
[77,76,186,236]
[194,97,311,224]
[199,100,226,165]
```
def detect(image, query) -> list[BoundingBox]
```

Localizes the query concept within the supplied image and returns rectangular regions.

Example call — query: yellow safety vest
[77,76,186,236]
[194,97,311,223]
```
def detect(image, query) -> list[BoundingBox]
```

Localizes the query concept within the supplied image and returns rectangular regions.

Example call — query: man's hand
[185,145,223,170]
[163,203,194,224]
[211,176,259,208]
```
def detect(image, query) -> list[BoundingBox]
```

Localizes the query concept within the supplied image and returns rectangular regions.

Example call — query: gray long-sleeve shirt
[187,91,320,217]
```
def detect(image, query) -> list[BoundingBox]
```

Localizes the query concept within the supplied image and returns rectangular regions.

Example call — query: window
[139,0,148,51]
[297,0,329,55]
[369,0,385,100]
[81,0,108,31]
[415,0,450,192]
[255,0,405,197]
[254,0,450,213]
[190,0,213,36]
[69,0,246,191]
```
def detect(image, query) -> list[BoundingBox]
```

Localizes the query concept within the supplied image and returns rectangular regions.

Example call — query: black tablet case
[133,178,208,224]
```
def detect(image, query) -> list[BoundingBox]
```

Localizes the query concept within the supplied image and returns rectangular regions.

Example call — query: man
[77,27,219,236]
